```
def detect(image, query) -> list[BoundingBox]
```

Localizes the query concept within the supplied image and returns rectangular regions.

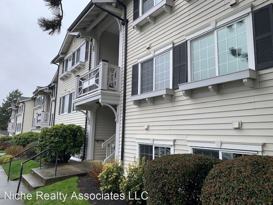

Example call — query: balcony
[32,112,50,128]
[8,122,16,134]
[74,61,120,110]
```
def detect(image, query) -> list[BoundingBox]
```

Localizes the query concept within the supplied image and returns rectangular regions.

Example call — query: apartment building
[31,72,58,131]
[52,2,123,162]
[123,0,273,166]
[8,97,34,136]
[7,73,57,136]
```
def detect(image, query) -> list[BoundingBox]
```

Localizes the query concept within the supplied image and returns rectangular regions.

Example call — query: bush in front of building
[5,145,24,156]
[144,154,219,205]
[12,132,40,147]
[39,124,84,163]
[0,154,13,165]
[201,155,273,205]
[120,158,146,205]
[98,162,123,193]
[0,136,13,150]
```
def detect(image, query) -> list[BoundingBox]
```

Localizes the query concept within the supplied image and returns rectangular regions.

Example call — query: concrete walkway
[0,166,28,205]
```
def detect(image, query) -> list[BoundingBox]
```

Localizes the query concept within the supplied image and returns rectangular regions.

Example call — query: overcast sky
[0,0,90,103]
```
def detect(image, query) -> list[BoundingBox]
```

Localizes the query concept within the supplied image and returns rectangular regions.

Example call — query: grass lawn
[2,159,40,180]
[24,177,90,205]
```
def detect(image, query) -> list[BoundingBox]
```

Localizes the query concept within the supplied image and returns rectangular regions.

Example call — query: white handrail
[102,134,115,149]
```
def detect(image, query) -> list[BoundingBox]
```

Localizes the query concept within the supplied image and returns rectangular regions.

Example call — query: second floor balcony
[74,61,120,110]
[8,122,16,134]
[32,112,50,129]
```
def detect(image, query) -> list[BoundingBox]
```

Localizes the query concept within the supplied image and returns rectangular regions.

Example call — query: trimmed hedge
[39,124,84,163]
[13,132,40,147]
[144,154,219,205]
[201,155,273,205]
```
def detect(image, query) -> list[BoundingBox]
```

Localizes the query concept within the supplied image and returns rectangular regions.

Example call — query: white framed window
[137,48,173,95]
[142,0,162,15]
[59,92,75,114]
[139,144,171,160]
[192,148,256,160]
[188,12,255,82]
[62,42,86,73]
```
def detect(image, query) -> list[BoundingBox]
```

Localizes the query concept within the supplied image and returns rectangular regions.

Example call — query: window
[139,144,171,160]
[62,43,86,73]
[193,148,253,160]
[59,93,74,114]
[34,95,44,107]
[189,15,254,82]
[135,49,172,95]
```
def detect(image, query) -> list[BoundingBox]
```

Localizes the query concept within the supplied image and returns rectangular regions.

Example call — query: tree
[0,90,22,131]
[38,0,63,35]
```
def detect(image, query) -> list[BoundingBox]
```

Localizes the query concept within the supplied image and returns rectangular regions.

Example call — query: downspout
[82,38,93,160]
[21,102,26,134]
[52,65,59,126]
[93,1,128,163]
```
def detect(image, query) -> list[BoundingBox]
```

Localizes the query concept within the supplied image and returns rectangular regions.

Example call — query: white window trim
[187,139,263,154]
[191,147,258,160]
[63,41,86,73]
[187,10,255,83]
[136,44,173,95]
[136,138,175,160]
[59,92,75,115]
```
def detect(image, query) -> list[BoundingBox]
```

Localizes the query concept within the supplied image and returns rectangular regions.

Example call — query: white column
[86,106,98,160]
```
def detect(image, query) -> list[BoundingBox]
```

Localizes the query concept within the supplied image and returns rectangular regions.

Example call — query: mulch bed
[78,175,127,205]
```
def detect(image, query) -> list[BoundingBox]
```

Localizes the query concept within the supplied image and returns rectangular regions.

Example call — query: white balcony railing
[32,112,50,128]
[8,122,16,134]
[76,61,119,99]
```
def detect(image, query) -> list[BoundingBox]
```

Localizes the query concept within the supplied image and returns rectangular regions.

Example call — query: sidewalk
[0,166,28,205]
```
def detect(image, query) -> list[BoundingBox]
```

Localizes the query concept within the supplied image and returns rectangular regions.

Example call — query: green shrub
[0,136,13,150]
[25,141,39,158]
[39,124,84,163]
[5,145,24,156]
[144,154,219,205]
[120,159,146,205]
[12,132,40,147]
[0,155,13,165]
[201,155,273,205]
[99,162,123,193]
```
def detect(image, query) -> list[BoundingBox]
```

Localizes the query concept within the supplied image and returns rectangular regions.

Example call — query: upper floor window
[142,0,161,14]
[132,49,172,95]
[59,92,75,114]
[34,95,44,107]
[189,15,254,82]
[62,42,87,74]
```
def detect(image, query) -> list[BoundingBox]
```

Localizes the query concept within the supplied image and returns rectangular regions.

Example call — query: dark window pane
[193,148,219,159]
[139,144,153,160]
[154,147,170,159]
[222,152,249,160]
[141,59,153,93]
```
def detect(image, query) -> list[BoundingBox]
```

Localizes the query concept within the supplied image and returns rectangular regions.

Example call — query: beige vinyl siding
[22,100,34,133]
[123,0,273,166]
[55,38,89,127]
[94,106,116,160]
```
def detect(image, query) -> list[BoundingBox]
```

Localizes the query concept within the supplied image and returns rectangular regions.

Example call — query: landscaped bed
[24,177,90,205]
[2,159,40,180]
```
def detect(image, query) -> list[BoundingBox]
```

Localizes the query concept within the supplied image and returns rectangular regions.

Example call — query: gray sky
[0,0,90,103]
